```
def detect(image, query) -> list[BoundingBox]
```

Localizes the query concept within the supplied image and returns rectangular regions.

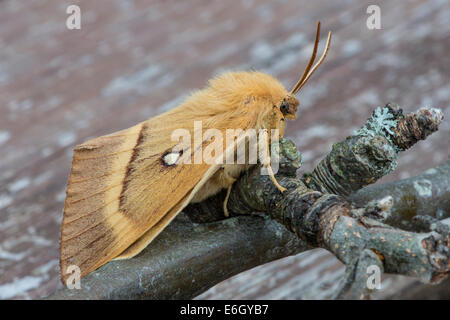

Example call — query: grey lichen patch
[277,138,302,176]
[355,106,404,168]
[424,168,438,175]
[356,107,399,142]
[303,105,419,196]
[355,135,398,174]
[413,179,432,198]
[305,133,399,196]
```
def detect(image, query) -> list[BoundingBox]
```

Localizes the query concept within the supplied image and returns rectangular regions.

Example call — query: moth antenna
[290,21,321,95]
[294,31,332,93]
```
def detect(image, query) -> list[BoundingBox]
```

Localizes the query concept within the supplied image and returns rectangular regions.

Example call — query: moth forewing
[115,127,255,258]
[60,101,256,282]
[60,38,333,281]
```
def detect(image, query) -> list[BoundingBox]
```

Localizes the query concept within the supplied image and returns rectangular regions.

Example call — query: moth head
[279,94,299,120]
[286,21,332,119]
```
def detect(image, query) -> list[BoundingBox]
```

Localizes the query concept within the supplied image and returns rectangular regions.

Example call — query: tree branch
[46,104,448,299]
[348,160,450,229]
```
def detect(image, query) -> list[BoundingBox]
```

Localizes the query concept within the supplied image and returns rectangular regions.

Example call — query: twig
[46,104,448,299]
[187,104,448,298]
[45,160,449,300]
[349,160,450,229]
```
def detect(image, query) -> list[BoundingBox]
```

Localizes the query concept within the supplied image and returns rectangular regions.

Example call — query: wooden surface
[0,0,449,299]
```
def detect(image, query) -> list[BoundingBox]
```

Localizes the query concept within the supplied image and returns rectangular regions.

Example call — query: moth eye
[280,101,289,115]
[163,151,181,166]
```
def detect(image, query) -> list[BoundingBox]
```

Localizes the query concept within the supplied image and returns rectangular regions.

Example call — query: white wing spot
[163,152,181,166]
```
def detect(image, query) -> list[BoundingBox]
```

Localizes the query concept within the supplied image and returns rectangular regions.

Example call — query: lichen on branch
[185,103,448,297]
[302,103,443,196]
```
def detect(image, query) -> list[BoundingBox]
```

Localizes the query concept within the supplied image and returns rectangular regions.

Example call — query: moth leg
[223,184,233,217]
[265,163,286,193]
[221,165,241,217]
[263,137,287,193]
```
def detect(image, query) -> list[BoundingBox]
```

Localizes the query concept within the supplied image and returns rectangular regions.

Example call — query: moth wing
[114,161,218,260]
[61,118,212,282]
[113,193,189,260]
[60,109,254,282]
[115,117,258,260]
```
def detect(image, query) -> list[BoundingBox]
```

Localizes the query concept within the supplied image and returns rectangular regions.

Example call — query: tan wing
[60,105,255,283]
[114,161,219,260]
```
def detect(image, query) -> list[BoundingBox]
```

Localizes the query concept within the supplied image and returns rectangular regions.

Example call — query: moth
[60,22,332,283]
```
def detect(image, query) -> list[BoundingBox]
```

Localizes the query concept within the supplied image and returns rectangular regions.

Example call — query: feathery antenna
[290,22,332,95]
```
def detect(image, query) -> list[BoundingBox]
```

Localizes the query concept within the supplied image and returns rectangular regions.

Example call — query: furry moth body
[60,22,332,283]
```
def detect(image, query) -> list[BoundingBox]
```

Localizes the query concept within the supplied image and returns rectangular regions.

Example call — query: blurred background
[0,0,449,299]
